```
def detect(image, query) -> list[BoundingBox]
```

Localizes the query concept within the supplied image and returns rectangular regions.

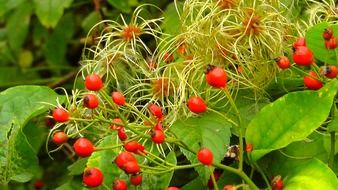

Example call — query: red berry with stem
[323,28,333,40]
[197,148,213,165]
[293,37,306,48]
[167,187,180,190]
[130,174,142,186]
[149,104,163,120]
[84,94,99,109]
[223,185,235,190]
[52,131,68,145]
[73,138,95,157]
[272,175,283,190]
[118,128,127,141]
[292,46,313,66]
[34,180,44,190]
[323,65,338,78]
[205,65,227,88]
[111,118,123,130]
[112,91,126,106]
[124,141,139,153]
[85,74,103,91]
[275,56,290,69]
[83,168,103,188]
[113,179,128,190]
[187,96,207,113]
[325,37,337,49]
[304,71,323,90]
[151,129,165,144]
[52,107,69,122]
[114,151,137,169]
[123,161,140,174]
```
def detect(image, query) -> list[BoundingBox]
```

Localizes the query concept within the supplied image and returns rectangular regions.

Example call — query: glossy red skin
[85,74,103,91]
[114,152,137,169]
[124,141,139,153]
[154,122,163,131]
[293,46,313,66]
[52,108,69,122]
[273,180,283,190]
[112,92,126,106]
[223,185,234,190]
[84,94,99,109]
[293,37,306,48]
[325,65,338,78]
[83,168,103,188]
[111,118,123,130]
[275,56,290,69]
[149,104,163,119]
[207,171,222,188]
[130,174,142,186]
[123,161,140,174]
[206,67,227,88]
[34,180,44,190]
[52,131,68,145]
[197,148,213,165]
[246,144,253,153]
[167,187,180,190]
[118,128,128,141]
[187,96,207,113]
[304,71,323,90]
[151,129,165,144]
[325,37,337,49]
[323,28,333,40]
[73,138,94,157]
[137,144,146,154]
[113,179,128,190]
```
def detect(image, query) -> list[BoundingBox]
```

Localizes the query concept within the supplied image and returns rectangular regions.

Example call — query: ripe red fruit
[73,138,95,157]
[113,179,128,190]
[325,37,337,49]
[275,56,290,69]
[114,151,137,169]
[187,96,207,113]
[52,131,68,145]
[151,129,165,144]
[323,65,338,78]
[272,175,283,190]
[167,187,180,190]
[118,128,128,141]
[292,46,313,66]
[205,66,227,88]
[111,118,123,130]
[154,121,163,131]
[84,94,99,109]
[293,37,306,48]
[323,28,333,40]
[124,141,139,153]
[304,71,323,90]
[130,174,142,186]
[52,108,69,122]
[197,148,213,165]
[246,144,253,153]
[207,171,222,188]
[149,104,163,119]
[34,180,44,190]
[223,185,234,190]
[85,74,103,91]
[83,168,103,188]
[163,52,174,63]
[137,144,146,154]
[112,92,126,106]
[123,161,140,174]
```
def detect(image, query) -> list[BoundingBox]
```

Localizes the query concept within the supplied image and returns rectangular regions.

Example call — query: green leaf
[305,22,338,65]
[33,0,73,28]
[107,0,131,13]
[0,0,25,17]
[81,12,101,34]
[0,86,60,185]
[170,112,231,183]
[246,80,338,161]
[23,121,46,153]
[5,1,32,53]
[328,117,338,132]
[181,177,204,190]
[161,2,182,35]
[68,158,88,176]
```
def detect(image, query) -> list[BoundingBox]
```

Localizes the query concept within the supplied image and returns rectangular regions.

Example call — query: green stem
[209,166,219,190]
[253,162,271,189]
[328,131,336,169]
[95,144,123,151]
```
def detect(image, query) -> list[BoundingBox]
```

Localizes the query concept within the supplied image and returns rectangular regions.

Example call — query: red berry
[52,131,68,145]
[118,128,128,141]
[151,129,165,144]
[207,171,222,188]
[112,92,126,106]
[323,28,333,40]
[137,144,146,154]
[45,117,55,128]
[275,56,290,69]
[114,151,137,169]
[163,52,174,63]
[83,168,103,188]
[85,74,103,91]
[34,180,44,190]
[304,71,323,90]
[205,66,227,88]
[113,179,128,190]
[124,141,139,153]
[187,96,207,113]
[197,148,213,165]
[84,94,99,109]
[292,46,313,66]
[73,138,95,157]
[111,118,123,130]
[325,37,337,49]
[123,161,140,174]
[167,187,180,190]
[130,174,142,186]
[323,65,338,78]
[223,185,234,190]
[293,37,306,48]
[52,108,69,122]
[149,104,163,119]
[272,175,283,190]
[154,121,163,131]
[246,144,253,153]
